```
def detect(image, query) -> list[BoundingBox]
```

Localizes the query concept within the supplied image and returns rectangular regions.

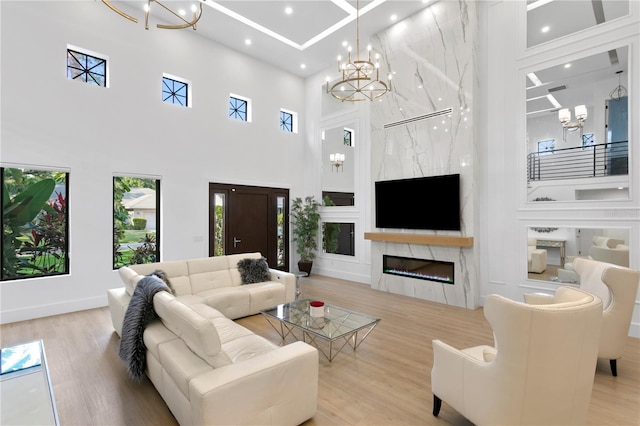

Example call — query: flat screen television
[375,173,461,231]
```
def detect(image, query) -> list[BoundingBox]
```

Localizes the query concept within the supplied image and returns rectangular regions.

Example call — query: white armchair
[432,286,602,425]
[527,237,547,273]
[527,258,640,376]
[557,237,628,283]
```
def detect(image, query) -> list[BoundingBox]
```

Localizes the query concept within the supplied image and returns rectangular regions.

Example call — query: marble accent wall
[369,1,478,309]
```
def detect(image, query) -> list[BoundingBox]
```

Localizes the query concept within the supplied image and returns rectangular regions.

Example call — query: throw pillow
[237,257,271,284]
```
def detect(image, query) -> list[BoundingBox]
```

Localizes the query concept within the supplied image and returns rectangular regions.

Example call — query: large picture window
[113,176,160,269]
[2,167,69,281]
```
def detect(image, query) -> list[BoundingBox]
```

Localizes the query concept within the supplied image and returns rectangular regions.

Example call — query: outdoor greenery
[213,204,224,256]
[113,176,158,269]
[322,196,340,254]
[290,196,321,262]
[2,168,68,280]
[132,217,147,230]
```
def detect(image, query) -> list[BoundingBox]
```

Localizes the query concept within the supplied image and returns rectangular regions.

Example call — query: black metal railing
[527,141,628,182]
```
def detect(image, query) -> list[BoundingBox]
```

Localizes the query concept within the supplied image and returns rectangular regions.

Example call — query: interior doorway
[209,183,289,271]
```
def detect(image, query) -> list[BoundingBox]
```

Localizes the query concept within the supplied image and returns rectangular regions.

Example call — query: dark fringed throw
[118,275,170,381]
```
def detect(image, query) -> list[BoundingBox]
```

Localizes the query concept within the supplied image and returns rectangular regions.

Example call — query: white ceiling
[106,0,630,102]
[110,0,433,77]
[525,0,629,118]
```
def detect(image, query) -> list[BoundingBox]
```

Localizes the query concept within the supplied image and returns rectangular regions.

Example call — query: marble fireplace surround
[367,0,478,310]
[367,234,477,309]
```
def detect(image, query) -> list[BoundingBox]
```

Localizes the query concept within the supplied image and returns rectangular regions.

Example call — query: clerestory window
[67,47,107,87]
[162,74,190,107]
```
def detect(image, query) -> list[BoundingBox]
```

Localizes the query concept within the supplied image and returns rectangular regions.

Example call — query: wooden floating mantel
[364,232,474,248]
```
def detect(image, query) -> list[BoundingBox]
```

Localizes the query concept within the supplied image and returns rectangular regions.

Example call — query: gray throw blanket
[119,275,170,381]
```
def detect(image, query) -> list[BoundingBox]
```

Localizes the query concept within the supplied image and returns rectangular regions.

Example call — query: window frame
[280,108,298,133]
[66,44,108,87]
[537,139,555,156]
[582,133,595,150]
[344,127,355,146]
[1,166,70,281]
[162,73,191,107]
[113,175,161,269]
[229,93,252,122]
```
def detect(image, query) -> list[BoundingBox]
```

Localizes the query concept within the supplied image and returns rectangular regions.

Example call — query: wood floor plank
[1,275,638,425]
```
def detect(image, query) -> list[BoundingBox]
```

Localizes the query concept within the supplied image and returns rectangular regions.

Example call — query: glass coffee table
[261,299,381,361]
[0,340,59,425]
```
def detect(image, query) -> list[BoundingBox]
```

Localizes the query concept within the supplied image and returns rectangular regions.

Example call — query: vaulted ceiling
[105,0,432,77]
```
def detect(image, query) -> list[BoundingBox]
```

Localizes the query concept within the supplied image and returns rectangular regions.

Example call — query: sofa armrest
[189,341,318,426]
[269,268,296,302]
[107,287,131,336]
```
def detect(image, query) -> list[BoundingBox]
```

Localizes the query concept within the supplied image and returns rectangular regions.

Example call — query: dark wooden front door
[209,183,289,271]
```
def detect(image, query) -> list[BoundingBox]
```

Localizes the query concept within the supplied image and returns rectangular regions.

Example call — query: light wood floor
[1,275,639,425]
[527,264,560,282]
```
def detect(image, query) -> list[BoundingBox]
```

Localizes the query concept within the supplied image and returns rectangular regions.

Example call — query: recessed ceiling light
[418,85,423,89]
[342,41,348,47]
[300,64,306,69]
[564,63,571,69]
[390,14,397,21]
[541,26,550,33]
[245,39,251,45]
[285,6,292,15]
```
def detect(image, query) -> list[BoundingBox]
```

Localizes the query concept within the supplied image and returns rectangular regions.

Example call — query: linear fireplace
[383,255,454,284]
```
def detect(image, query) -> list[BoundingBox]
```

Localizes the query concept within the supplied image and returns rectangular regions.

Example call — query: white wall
[480,1,640,336]
[0,1,307,323]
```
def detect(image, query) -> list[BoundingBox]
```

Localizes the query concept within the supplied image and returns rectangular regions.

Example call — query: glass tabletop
[261,299,380,341]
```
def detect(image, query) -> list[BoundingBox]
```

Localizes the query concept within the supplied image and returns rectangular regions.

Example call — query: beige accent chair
[592,236,625,249]
[557,237,629,283]
[432,287,602,425]
[589,244,629,267]
[527,237,547,273]
[527,258,640,377]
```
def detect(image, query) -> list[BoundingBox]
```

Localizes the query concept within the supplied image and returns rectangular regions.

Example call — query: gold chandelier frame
[102,0,203,30]
[326,0,391,102]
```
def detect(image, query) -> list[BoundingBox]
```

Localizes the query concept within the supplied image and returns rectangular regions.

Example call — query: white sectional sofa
[108,252,296,336]
[107,253,318,426]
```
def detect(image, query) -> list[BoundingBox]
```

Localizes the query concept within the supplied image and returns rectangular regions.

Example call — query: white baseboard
[0,295,107,325]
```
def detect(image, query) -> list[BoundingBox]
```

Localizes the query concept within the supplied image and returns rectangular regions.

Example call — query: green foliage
[2,171,67,280]
[113,176,157,268]
[290,196,321,261]
[129,233,157,265]
[213,205,224,256]
[321,196,340,254]
[131,217,147,230]
[113,177,131,267]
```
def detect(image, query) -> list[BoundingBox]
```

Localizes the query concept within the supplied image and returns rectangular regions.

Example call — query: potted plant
[290,196,321,276]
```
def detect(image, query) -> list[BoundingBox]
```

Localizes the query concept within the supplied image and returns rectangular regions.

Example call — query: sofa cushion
[187,257,234,293]
[210,316,276,363]
[130,261,192,296]
[237,257,271,284]
[153,292,231,368]
[196,287,251,319]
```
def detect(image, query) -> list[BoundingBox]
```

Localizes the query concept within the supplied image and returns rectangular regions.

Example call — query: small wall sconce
[559,104,587,142]
[330,153,345,172]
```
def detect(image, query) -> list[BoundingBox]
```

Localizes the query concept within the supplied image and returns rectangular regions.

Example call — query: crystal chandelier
[326,0,392,102]
[102,0,203,30]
